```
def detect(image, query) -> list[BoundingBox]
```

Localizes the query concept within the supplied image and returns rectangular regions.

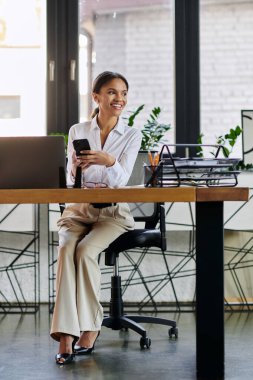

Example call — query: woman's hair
[91,71,129,118]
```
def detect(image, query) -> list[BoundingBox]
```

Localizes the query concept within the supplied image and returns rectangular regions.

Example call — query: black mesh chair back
[104,202,166,267]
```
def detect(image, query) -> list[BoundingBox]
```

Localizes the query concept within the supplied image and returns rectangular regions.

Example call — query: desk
[0,186,248,378]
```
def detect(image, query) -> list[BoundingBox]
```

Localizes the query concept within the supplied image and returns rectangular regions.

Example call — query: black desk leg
[196,201,224,379]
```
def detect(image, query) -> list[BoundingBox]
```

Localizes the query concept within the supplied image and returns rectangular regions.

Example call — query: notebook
[0,136,66,189]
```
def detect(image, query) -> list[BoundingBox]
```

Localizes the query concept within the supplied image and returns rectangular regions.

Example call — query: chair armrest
[159,203,167,251]
[59,203,66,215]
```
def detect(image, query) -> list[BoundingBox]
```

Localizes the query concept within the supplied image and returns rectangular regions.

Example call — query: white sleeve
[102,129,142,187]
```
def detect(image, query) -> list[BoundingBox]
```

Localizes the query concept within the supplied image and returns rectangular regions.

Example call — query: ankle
[59,334,75,354]
[77,331,99,348]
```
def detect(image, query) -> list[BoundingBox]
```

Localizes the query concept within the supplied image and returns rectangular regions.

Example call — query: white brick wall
[94,6,174,142]
[200,1,253,157]
[92,1,253,157]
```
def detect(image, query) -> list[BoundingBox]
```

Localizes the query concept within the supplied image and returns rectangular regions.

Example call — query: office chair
[102,202,178,348]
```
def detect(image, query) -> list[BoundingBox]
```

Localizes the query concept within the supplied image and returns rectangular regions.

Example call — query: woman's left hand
[76,150,116,169]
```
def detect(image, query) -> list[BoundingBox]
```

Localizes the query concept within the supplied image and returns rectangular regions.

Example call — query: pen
[148,151,160,166]
[153,152,159,166]
[148,151,153,165]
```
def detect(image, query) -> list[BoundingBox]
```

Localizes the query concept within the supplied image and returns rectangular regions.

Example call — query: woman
[51,71,142,365]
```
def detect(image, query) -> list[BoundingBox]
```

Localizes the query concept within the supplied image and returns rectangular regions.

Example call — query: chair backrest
[129,202,160,228]
[130,202,166,250]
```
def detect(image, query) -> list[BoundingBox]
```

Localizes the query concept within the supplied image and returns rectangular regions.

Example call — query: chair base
[102,275,178,347]
[102,314,178,337]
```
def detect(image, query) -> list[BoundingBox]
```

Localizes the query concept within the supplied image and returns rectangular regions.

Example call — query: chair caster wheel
[140,336,151,349]
[169,326,178,339]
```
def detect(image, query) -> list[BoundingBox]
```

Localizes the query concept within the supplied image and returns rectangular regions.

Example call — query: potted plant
[196,125,253,172]
[124,104,171,185]
[126,104,171,151]
[196,125,242,158]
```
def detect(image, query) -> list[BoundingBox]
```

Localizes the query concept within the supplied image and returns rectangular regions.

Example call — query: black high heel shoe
[74,331,100,355]
[55,336,78,365]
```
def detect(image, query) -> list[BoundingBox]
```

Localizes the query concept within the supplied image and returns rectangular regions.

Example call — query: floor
[0,306,253,380]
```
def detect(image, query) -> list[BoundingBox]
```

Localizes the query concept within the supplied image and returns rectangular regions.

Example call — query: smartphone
[73,139,91,156]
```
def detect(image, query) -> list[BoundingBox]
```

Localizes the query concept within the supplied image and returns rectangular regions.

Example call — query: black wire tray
[144,144,241,188]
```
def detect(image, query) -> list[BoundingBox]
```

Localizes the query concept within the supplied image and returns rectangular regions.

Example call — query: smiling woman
[50,70,142,365]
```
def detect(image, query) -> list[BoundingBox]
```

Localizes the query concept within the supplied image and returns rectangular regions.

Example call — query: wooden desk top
[196,186,249,202]
[0,186,249,204]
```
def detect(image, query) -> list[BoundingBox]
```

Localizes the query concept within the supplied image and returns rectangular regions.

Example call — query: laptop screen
[0,136,66,189]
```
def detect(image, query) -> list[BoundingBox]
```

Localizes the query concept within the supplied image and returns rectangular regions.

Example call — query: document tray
[145,144,241,188]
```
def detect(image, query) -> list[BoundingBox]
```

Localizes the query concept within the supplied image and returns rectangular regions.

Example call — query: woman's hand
[76,150,116,169]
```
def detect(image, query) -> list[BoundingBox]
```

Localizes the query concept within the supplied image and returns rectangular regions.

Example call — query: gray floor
[0,306,253,380]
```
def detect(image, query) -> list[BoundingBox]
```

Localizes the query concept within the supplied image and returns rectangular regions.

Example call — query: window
[79,0,174,141]
[0,0,46,136]
[0,95,20,119]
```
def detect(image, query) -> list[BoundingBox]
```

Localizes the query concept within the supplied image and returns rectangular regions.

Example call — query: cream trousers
[50,202,134,342]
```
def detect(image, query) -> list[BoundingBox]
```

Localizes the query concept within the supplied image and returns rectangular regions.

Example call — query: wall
[92,5,174,142]
[200,0,253,157]
[90,0,253,157]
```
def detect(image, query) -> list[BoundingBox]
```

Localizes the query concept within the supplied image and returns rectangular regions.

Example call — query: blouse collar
[91,116,125,135]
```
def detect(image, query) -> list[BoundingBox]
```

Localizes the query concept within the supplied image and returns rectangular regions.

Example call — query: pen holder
[144,164,161,187]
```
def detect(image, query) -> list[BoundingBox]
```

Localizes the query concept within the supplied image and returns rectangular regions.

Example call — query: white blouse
[67,116,142,188]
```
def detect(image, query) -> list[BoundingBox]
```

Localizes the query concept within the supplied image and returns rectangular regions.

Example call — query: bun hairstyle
[91,71,129,119]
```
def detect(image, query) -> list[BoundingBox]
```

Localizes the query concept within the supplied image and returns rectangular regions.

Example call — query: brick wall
[200,1,253,157]
[93,1,253,157]
[94,6,174,140]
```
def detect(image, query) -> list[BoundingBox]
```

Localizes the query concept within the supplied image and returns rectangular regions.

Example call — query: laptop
[0,136,66,189]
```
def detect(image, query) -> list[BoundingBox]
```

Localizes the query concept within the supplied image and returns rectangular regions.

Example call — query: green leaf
[235,125,242,135]
[152,107,161,118]
[127,104,145,126]
[221,146,230,157]
[126,104,171,150]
